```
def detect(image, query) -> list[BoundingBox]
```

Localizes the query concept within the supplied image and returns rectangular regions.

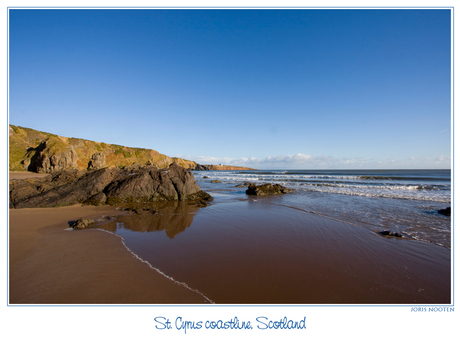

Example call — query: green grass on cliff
[8,124,198,172]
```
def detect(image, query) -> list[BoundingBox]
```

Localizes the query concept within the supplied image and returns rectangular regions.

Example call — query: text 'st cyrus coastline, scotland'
[8,125,451,304]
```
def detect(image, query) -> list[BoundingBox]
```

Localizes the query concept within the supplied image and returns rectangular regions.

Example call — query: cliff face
[9,125,256,173]
[9,125,198,173]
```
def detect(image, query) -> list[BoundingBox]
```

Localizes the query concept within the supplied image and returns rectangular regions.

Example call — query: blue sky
[8,8,451,169]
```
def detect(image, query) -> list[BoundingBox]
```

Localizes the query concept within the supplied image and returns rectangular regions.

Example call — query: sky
[8,8,452,169]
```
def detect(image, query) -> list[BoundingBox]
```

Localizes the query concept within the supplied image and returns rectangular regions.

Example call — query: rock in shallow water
[71,218,94,230]
[378,230,402,238]
[246,183,294,196]
[438,207,451,216]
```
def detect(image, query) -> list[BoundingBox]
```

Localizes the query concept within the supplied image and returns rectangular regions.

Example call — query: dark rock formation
[211,180,221,183]
[438,207,451,216]
[168,162,203,200]
[203,176,210,179]
[246,183,294,196]
[71,218,94,230]
[122,162,147,174]
[83,192,107,206]
[378,231,403,238]
[10,163,213,209]
[9,169,84,208]
[12,166,119,208]
[87,152,106,170]
[105,167,176,204]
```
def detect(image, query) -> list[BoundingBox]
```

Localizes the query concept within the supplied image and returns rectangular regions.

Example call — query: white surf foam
[95,228,215,304]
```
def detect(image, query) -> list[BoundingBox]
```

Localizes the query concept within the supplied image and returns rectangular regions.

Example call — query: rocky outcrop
[27,139,78,173]
[9,169,84,207]
[87,152,106,170]
[10,163,213,209]
[12,166,120,208]
[104,166,178,204]
[104,163,211,204]
[246,183,294,196]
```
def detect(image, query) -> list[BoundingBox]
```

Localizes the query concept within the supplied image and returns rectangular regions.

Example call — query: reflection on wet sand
[98,202,201,238]
[111,199,451,304]
[90,198,450,304]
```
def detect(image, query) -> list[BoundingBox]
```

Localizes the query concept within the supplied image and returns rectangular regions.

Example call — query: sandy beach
[9,204,210,304]
[8,173,451,304]
[9,198,452,304]
[9,171,51,180]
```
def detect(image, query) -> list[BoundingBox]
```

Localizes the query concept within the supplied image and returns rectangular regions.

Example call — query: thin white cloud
[175,153,451,169]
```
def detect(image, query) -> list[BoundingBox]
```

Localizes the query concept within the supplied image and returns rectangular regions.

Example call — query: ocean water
[193,169,452,248]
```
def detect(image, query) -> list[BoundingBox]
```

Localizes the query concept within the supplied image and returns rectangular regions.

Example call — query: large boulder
[168,163,203,200]
[246,183,294,196]
[105,167,179,203]
[104,163,211,204]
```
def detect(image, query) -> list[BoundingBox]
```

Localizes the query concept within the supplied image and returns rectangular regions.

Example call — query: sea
[193,169,452,248]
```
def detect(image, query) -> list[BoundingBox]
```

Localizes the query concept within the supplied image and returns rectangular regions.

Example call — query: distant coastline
[194,164,255,171]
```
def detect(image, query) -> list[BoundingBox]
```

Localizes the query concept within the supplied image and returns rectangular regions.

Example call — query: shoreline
[9,205,210,304]
[110,197,450,304]
[8,171,451,304]
[195,169,451,248]
[9,200,451,304]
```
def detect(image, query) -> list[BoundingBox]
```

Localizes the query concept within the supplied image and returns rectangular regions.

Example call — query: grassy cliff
[9,125,256,172]
[9,125,198,172]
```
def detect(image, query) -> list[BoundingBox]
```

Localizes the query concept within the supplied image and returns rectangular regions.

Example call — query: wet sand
[9,171,51,180]
[9,205,210,304]
[9,193,451,304]
[104,197,452,304]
